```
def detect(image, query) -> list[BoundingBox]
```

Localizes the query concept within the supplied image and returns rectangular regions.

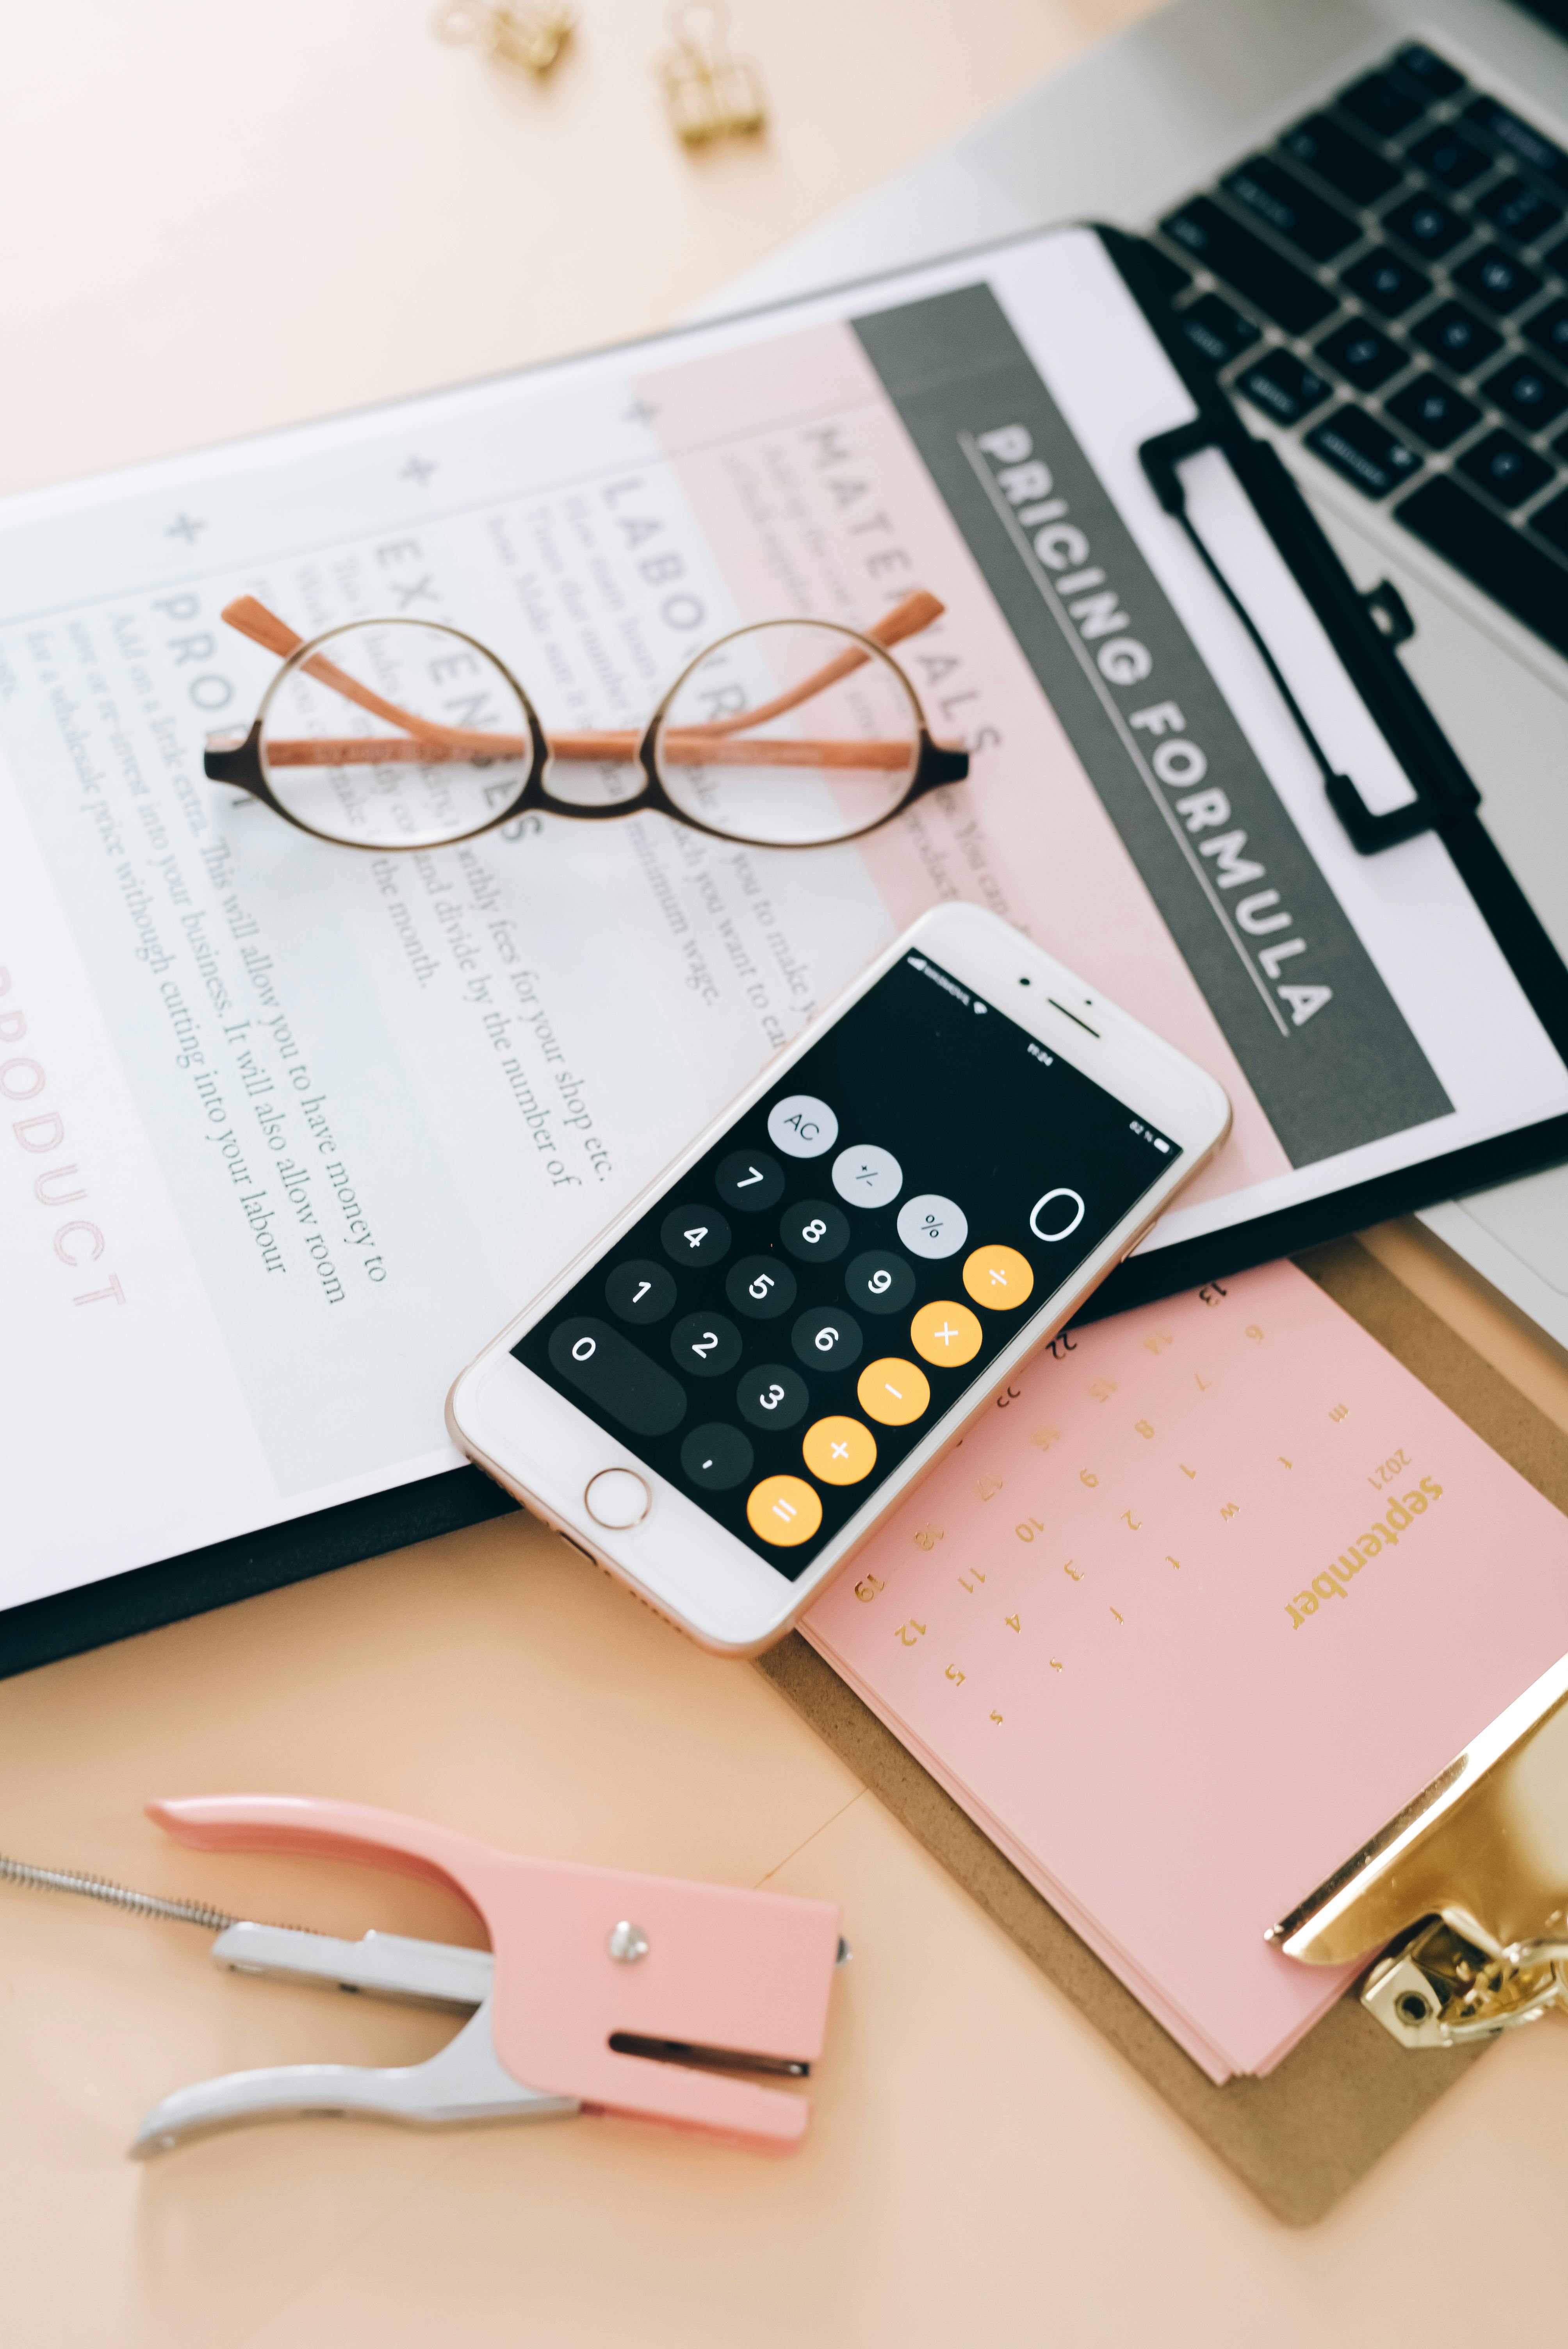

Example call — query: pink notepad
[802,1262,1568,2081]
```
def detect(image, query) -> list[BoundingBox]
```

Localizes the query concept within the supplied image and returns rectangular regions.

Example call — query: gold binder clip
[658,4,767,146]
[1271,1652,1568,2046]
[434,0,577,75]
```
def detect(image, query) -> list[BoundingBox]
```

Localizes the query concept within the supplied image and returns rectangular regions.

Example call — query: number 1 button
[856,1357,931,1427]
[746,1475,823,1547]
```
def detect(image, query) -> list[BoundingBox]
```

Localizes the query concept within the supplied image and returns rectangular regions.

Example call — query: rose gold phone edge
[446,904,1231,1656]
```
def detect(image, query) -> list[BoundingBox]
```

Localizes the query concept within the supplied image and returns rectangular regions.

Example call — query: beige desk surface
[7,4,1568,2341]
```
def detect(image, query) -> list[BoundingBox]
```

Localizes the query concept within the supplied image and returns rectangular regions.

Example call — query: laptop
[722,0,1568,1355]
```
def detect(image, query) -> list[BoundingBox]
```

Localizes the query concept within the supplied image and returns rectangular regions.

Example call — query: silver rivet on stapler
[607,1919,650,1963]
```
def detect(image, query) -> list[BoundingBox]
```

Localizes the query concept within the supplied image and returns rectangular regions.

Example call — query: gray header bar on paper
[853,282,1451,1170]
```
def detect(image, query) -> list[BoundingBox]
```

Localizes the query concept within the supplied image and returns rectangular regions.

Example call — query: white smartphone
[447,904,1230,1654]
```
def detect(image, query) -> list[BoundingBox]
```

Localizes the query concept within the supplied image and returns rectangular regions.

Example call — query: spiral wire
[0,1852,237,1934]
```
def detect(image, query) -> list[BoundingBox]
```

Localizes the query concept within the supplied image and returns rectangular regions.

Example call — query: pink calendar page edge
[796,1621,1352,2081]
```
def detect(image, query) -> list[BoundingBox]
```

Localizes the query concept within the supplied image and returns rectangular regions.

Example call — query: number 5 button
[856,1356,931,1426]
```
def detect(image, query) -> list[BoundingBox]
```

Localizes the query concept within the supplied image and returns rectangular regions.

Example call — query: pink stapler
[133,1796,847,2157]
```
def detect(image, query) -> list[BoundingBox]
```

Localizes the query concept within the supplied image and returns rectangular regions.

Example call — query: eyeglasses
[203,592,971,853]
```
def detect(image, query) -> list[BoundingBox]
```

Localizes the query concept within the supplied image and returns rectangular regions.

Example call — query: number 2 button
[670,1312,742,1378]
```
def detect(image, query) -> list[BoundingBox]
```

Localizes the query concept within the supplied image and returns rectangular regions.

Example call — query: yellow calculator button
[962,1243,1035,1310]
[802,1415,877,1485]
[909,1300,982,1367]
[856,1357,931,1427]
[746,1474,823,1547]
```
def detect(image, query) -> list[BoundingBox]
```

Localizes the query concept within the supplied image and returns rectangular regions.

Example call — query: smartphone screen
[515,950,1182,1577]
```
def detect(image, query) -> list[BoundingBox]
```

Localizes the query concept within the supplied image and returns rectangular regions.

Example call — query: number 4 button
[660,1204,732,1267]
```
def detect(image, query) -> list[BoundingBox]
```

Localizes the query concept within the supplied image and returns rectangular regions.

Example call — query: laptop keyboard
[1151,40,1568,662]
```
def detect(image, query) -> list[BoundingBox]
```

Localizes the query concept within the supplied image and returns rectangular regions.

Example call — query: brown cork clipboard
[755,1237,1568,2224]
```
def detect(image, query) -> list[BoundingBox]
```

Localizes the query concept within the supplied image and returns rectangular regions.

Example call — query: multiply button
[910,1300,982,1367]
[962,1244,1034,1310]
[802,1416,876,1485]
[746,1475,823,1548]
[856,1356,931,1427]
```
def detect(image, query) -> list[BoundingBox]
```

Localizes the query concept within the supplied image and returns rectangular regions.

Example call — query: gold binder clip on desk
[659,4,766,144]
[434,1,577,75]
[1273,1654,1568,2048]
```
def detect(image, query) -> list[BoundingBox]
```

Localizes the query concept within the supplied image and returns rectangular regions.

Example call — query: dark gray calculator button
[737,1363,810,1430]
[845,1249,916,1315]
[660,1204,731,1269]
[791,1305,863,1372]
[681,1422,754,1492]
[725,1254,797,1320]
[605,1258,677,1325]
[547,1317,686,1438]
[670,1310,743,1379]
[779,1199,850,1264]
[715,1148,785,1211]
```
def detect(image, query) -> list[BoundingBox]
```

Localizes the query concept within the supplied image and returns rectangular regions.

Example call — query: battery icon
[1153,1136,1170,1154]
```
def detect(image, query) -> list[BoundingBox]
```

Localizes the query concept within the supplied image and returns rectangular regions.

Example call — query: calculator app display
[515,952,1181,1578]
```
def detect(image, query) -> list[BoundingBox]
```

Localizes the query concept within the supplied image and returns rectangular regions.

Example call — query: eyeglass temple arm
[219,588,950,759]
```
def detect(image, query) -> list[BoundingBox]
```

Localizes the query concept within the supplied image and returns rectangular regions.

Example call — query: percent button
[896,1193,967,1261]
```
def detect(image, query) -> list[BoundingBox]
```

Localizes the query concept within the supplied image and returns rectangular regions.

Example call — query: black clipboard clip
[1138,412,1480,855]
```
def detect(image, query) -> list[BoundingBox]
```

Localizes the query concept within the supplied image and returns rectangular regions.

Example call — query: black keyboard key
[1385,192,1468,258]
[1341,246,1429,317]
[1532,487,1568,558]
[1456,427,1555,507]
[1138,241,1193,303]
[1463,97,1568,196]
[1477,175,1563,250]
[1482,353,1568,432]
[1316,315,1406,389]
[1279,112,1402,206]
[1408,125,1491,189]
[1399,472,1568,659]
[1411,299,1504,372]
[1220,155,1359,262]
[1176,292,1259,368]
[1159,198,1337,333]
[1385,371,1481,448]
[1523,297,1568,366]
[1391,43,1467,103]
[1341,70,1427,140]
[1236,348,1331,424]
[1305,406,1422,498]
[1452,245,1543,317]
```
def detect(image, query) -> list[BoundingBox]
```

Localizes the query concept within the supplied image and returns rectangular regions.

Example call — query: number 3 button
[736,1363,810,1429]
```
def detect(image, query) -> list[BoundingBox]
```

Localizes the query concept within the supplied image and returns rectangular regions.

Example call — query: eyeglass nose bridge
[203,720,267,792]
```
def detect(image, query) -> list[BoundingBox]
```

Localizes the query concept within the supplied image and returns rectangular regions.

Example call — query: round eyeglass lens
[651,620,921,847]
[258,620,539,849]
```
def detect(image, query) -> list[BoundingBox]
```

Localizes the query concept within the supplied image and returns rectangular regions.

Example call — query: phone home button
[584,1468,651,1531]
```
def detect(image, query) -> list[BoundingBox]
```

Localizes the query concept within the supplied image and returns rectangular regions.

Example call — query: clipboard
[757,1235,1568,2224]
[7,221,1568,1678]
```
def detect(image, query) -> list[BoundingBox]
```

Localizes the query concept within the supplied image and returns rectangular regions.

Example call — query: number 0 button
[746,1474,823,1547]
[856,1356,931,1427]
[660,1205,731,1268]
